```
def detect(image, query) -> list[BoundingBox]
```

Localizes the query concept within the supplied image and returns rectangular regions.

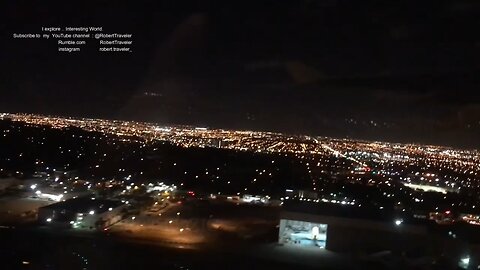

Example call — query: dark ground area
[0,227,372,270]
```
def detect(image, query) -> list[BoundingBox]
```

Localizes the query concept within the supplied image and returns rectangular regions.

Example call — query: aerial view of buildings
[0,112,479,269]
[2,0,480,269]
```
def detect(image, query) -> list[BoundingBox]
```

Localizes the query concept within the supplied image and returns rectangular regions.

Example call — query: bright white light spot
[311,226,320,239]
[395,219,403,226]
[89,210,95,215]
[108,207,113,211]
[30,184,37,190]
[46,218,52,222]
[461,257,470,265]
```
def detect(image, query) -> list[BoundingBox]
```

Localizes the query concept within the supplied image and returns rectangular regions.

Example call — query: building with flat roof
[279,201,480,269]
[38,197,125,230]
[280,201,443,251]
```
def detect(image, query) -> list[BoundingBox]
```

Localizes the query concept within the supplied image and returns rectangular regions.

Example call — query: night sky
[1,0,480,148]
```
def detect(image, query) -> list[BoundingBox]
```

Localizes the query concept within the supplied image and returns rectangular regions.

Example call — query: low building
[285,189,318,200]
[279,201,480,268]
[280,201,439,251]
[241,194,270,204]
[38,197,125,230]
[32,186,91,202]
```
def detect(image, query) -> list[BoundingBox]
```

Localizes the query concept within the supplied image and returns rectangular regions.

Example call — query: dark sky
[1,0,480,148]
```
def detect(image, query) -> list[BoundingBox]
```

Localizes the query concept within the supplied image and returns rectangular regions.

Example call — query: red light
[445,210,451,214]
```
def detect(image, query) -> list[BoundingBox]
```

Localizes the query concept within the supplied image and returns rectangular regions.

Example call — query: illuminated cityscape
[2,112,480,269]
[1,112,479,214]
[3,0,480,268]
